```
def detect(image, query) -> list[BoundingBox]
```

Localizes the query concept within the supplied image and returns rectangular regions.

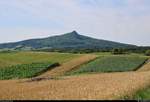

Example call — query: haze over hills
[0,31,137,50]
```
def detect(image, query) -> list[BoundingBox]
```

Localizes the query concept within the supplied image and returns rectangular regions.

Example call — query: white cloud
[0,0,150,46]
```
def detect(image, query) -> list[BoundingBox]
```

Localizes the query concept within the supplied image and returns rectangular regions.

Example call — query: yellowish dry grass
[0,70,150,100]
[38,54,98,77]
[137,59,150,72]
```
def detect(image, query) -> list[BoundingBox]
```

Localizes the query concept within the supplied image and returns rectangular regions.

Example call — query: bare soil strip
[0,71,150,100]
[38,54,98,77]
[137,59,150,72]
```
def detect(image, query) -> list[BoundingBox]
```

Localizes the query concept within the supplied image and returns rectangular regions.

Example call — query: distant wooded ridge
[0,31,149,53]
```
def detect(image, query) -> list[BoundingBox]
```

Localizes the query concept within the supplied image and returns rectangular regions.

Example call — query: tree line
[34,47,150,56]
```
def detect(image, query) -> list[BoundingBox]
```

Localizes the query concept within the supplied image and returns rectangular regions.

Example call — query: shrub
[145,50,150,56]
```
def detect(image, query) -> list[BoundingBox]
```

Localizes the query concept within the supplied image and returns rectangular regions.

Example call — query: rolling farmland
[0,51,80,68]
[0,62,59,80]
[67,56,148,75]
[0,71,150,100]
[0,51,82,79]
[0,51,150,100]
[0,1,150,100]
[38,54,97,77]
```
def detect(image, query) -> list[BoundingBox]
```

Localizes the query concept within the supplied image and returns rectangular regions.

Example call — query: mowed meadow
[0,51,81,80]
[0,51,150,100]
[0,51,80,68]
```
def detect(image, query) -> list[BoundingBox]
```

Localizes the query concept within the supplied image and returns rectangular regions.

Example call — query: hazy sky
[0,0,150,46]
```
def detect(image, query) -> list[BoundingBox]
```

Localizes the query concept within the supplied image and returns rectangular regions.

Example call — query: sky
[0,0,150,46]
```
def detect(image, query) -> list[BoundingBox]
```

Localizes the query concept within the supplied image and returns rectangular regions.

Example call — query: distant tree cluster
[34,48,113,54]
[111,48,126,55]
[31,47,150,55]
[126,47,150,54]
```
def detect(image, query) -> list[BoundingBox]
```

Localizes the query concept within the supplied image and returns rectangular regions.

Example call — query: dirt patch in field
[38,54,98,78]
[0,71,150,100]
[137,59,150,72]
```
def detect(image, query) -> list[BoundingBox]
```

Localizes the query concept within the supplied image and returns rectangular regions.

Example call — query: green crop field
[0,51,80,68]
[67,56,148,75]
[0,62,59,80]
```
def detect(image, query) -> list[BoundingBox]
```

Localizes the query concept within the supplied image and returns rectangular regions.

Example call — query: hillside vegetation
[0,31,136,50]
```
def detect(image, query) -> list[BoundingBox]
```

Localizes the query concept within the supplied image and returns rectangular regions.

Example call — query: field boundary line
[37,54,98,78]
[137,58,150,72]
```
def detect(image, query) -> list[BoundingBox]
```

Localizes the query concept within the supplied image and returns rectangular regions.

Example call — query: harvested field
[0,71,150,100]
[38,54,98,77]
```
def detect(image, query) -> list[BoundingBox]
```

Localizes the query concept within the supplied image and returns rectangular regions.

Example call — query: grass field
[0,51,80,68]
[67,56,148,75]
[131,87,150,100]
[122,86,150,100]
[0,62,59,80]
